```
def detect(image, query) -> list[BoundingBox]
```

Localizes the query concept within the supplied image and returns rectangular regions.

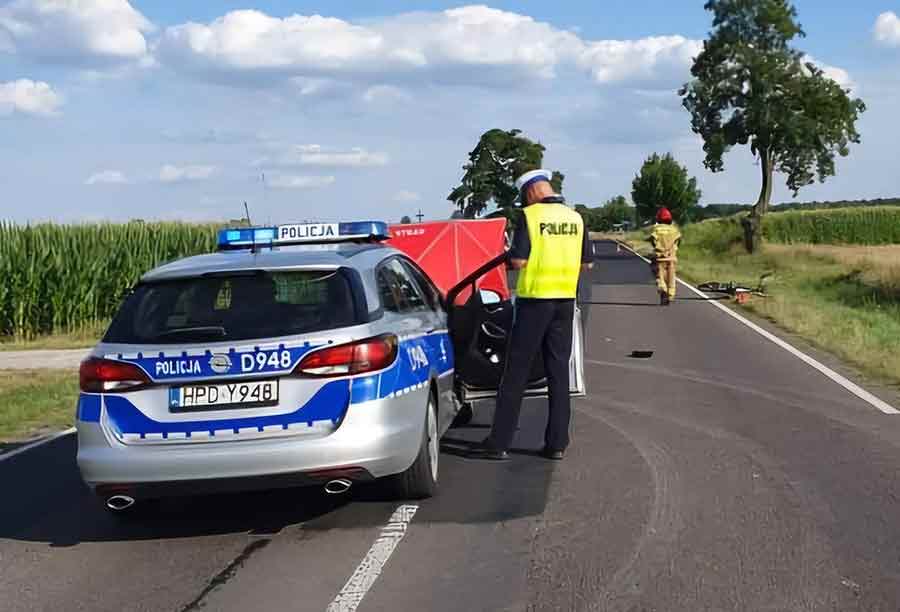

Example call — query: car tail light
[293,334,398,377]
[79,357,151,393]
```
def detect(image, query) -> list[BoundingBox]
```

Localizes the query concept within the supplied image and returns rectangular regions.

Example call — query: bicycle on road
[696,273,773,300]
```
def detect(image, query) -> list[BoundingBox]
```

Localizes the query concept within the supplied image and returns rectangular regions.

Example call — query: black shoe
[660,293,670,306]
[479,449,511,461]
[540,447,565,461]
[473,438,510,461]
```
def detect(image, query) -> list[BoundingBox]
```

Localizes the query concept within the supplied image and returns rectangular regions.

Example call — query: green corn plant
[1,221,220,339]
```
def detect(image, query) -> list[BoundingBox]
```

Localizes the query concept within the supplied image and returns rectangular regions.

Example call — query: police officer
[478,169,593,461]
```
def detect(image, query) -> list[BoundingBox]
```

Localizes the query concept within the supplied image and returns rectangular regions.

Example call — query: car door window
[377,259,429,313]
[400,259,442,312]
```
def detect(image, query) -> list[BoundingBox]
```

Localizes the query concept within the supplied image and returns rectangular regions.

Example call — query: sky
[1,1,899,224]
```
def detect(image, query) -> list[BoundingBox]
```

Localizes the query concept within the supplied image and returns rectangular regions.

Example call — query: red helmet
[656,207,673,223]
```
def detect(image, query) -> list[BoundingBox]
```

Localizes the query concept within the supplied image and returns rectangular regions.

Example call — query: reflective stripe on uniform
[516,203,584,299]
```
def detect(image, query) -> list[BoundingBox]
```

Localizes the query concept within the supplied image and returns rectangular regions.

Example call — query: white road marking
[326,504,419,612]
[0,427,75,462]
[614,241,899,415]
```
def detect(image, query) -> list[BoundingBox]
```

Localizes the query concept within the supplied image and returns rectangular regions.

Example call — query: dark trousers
[488,298,575,452]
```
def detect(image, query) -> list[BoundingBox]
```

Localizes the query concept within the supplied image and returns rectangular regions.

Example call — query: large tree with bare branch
[680,0,865,252]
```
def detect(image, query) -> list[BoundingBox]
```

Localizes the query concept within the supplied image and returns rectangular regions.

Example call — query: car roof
[141,243,400,282]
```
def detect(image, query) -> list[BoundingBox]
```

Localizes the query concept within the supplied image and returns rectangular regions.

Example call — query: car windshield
[103,269,360,344]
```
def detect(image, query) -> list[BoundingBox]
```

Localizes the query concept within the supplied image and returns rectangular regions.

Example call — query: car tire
[450,401,473,428]
[392,391,439,500]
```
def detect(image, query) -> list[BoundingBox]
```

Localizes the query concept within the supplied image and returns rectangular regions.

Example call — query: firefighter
[649,207,682,306]
[477,169,593,461]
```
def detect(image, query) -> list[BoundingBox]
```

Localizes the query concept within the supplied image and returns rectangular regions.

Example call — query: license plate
[169,380,279,412]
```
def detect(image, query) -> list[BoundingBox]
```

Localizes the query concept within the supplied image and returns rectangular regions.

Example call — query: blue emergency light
[217,221,390,251]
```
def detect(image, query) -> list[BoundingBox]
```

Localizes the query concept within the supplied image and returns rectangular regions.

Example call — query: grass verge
[0,322,105,351]
[0,369,78,442]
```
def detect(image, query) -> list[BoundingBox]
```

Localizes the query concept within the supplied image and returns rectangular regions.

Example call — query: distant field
[764,207,900,245]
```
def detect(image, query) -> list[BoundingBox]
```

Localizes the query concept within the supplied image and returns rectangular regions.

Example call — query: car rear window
[104,269,361,344]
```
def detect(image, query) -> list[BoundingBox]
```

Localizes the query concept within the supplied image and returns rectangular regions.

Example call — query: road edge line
[611,239,899,415]
[0,427,76,462]
[325,503,419,612]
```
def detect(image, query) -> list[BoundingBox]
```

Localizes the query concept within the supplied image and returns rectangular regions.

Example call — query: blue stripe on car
[112,344,324,382]
[81,333,455,437]
[104,379,351,438]
[77,394,102,422]
[351,374,379,404]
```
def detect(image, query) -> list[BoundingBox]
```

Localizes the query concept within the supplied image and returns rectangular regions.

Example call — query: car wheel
[451,401,473,428]
[392,391,439,500]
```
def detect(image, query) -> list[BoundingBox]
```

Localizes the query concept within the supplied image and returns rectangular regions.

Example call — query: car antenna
[243,201,257,254]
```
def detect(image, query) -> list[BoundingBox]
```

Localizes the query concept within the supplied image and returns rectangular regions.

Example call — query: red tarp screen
[388,219,509,303]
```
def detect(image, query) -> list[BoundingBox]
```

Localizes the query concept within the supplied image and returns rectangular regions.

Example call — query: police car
[76,220,585,512]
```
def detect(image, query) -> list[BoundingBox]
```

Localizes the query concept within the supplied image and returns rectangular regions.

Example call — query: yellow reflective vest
[516,203,584,299]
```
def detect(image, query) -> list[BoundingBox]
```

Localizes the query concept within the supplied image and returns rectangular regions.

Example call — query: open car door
[446,253,586,405]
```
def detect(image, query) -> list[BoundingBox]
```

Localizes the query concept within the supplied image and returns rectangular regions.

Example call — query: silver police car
[76,220,585,512]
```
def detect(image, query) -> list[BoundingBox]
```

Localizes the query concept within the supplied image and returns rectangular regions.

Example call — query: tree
[680,0,866,252]
[448,128,564,218]
[575,197,636,231]
[400,215,412,224]
[598,195,635,229]
[574,205,600,232]
[631,153,701,224]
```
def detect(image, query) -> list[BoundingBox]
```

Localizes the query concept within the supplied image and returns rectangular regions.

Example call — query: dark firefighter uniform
[483,194,592,458]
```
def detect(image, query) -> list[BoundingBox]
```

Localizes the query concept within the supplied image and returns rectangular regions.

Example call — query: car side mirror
[478,289,501,305]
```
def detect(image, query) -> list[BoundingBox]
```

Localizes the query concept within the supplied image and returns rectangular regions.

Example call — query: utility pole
[416,209,424,223]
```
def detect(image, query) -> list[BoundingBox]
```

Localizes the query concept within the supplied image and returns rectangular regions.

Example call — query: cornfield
[0,222,218,339]
[763,207,900,245]
[680,207,900,254]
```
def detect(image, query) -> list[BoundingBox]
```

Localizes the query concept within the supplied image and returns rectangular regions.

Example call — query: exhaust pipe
[324,479,352,495]
[106,495,136,512]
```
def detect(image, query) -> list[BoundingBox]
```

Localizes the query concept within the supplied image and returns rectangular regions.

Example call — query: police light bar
[217,221,390,250]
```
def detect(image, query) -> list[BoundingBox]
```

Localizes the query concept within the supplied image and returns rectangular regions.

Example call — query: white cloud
[0,0,153,66]
[804,55,856,92]
[0,78,63,116]
[256,144,389,168]
[155,5,699,89]
[85,169,128,185]
[157,10,382,74]
[288,76,335,96]
[159,164,217,183]
[363,84,411,103]
[267,174,335,189]
[392,190,420,202]
[577,36,702,85]
[819,64,854,92]
[376,5,582,79]
[875,12,900,47]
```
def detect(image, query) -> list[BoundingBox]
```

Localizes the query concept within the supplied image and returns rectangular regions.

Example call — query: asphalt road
[4,241,900,612]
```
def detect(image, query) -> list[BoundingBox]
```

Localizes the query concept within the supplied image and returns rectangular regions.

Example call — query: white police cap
[515,168,553,191]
